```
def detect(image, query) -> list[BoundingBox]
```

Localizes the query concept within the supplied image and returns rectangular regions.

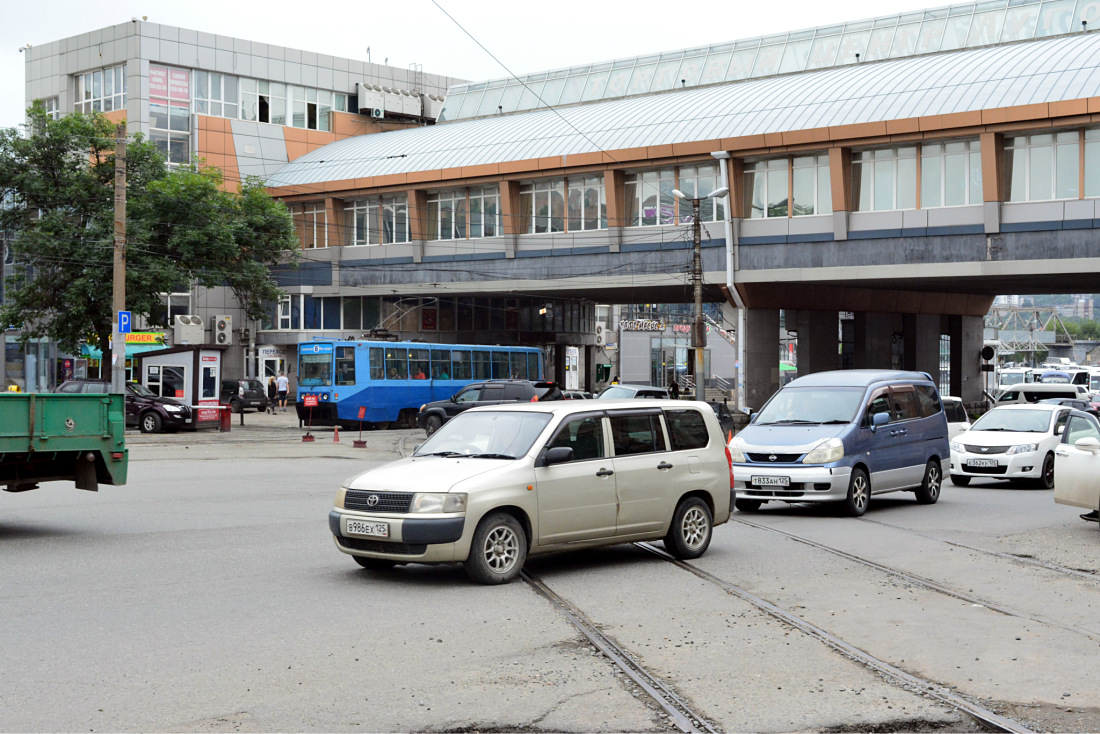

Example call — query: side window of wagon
[665,409,709,451]
[608,412,665,456]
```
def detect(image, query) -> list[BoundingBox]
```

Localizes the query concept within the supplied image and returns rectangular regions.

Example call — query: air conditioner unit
[371,107,384,119]
[214,314,234,346]
[173,315,204,345]
[595,322,607,347]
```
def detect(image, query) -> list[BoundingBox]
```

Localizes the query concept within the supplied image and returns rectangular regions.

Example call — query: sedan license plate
[966,459,998,468]
[751,475,790,487]
[345,519,389,538]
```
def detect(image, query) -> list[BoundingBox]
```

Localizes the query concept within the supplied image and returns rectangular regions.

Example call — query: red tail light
[724,446,735,488]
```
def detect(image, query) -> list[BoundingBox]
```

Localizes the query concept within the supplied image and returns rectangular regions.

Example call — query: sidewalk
[124,407,421,461]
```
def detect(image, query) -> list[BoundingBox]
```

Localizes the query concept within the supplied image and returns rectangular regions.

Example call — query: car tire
[663,497,713,559]
[425,415,443,437]
[353,556,395,571]
[734,498,763,512]
[1037,453,1055,490]
[843,468,870,517]
[951,474,971,487]
[464,512,527,585]
[229,398,241,414]
[914,460,942,504]
[140,411,162,434]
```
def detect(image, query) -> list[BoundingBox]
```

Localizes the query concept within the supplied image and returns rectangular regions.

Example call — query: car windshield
[754,386,863,425]
[599,386,641,399]
[127,382,156,398]
[414,410,553,459]
[970,409,1051,433]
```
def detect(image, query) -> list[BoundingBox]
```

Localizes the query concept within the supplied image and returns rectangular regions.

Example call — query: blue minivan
[728,370,949,516]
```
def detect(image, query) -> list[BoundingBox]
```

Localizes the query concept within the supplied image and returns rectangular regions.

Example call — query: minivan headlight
[1006,443,1038,455]
[727,438,746,463]
[804,438,844,464]
[410,493,468,513]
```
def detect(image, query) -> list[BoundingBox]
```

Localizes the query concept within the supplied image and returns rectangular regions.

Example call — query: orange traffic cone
[333,425,340,443]
[728,429,733,443]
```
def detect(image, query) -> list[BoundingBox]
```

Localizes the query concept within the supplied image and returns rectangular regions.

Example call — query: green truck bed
[0,393,128,492]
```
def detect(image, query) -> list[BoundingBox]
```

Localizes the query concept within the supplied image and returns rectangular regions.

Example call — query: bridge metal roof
[268,32,1100,189]
[440,0,1100,121]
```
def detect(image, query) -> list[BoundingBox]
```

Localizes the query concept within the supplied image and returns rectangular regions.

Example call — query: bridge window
[296,204,327,248]
[677,165,730,221]
[625,168,675,226]
[345,196,409,245]
[921,140,982,208]
[566,176,607,231]
[853,147,917,211]
[1006,132,1079,202]
[745,156,831,218]
[426,186,501,239]
[1086,129,1100,198]
[519,180,566,233]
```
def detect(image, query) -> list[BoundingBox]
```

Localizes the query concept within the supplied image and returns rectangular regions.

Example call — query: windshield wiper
[466,453,516,460]
[419,451,466,457]
[766,419,819,425]
[818,420,850,424]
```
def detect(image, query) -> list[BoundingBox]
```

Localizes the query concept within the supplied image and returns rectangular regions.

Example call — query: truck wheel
[140,411,162,434]
[425,415,443,437]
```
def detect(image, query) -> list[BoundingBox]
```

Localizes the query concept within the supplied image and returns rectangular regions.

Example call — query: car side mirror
[871,411,890,432]
[1055,425,1065,435]
[1074,436,1100,454]
[543,446,574,466]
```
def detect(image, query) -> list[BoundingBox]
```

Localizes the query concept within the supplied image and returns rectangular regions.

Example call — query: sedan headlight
[950,441,964,453]
[410,493,468,513]
[803,437,844,464]
[164,405,183,413]
[1006,443,1038,455]
[727,439,746,463]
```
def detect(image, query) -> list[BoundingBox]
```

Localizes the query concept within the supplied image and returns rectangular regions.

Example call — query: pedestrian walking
[669,381,680,400]
[267,376,278,414]
[276,371,290,412]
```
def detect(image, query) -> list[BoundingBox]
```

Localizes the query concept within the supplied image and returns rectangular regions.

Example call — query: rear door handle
[596,468,614,477]
[657,461,674,470]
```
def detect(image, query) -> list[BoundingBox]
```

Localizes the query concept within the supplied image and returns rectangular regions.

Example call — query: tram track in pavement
[632,542,1037,734]
[732,517,1100,643]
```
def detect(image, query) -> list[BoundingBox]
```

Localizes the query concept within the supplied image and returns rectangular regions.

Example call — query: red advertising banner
[168,68,190,100]
[149,66,168,98]
[197,399,220,422]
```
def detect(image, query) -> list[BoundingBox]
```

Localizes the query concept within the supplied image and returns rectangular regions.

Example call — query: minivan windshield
[414,410,553,459]
[754,386,864,425]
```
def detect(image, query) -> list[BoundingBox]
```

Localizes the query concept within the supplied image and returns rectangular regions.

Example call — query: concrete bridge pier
[792,310,840,376]
[744,308,781,411]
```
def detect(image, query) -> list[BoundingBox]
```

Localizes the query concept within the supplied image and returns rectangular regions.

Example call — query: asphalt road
[2,423,1098,732]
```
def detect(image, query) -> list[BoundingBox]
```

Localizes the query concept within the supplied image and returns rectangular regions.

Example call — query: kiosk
[136,345,229,431]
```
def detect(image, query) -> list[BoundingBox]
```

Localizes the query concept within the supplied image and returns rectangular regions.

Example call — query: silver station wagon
[329,400,734,584]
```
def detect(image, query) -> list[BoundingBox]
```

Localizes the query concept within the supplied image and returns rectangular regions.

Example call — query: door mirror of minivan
[543,446,574,466]
[870,411,890,431]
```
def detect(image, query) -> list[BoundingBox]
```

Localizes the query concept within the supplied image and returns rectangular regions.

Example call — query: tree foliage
[0,105,298,373]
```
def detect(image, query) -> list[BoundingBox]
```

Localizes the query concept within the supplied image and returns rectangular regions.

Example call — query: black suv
[55,380,192,433]
[416,380,563,436]
[220,378,269,413]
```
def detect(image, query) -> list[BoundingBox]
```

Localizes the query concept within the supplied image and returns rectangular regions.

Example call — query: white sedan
[1053,410,1100,522]
[949,404,1072,488]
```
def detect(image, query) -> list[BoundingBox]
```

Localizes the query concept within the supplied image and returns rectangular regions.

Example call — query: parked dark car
[55,379,192,433]
[220,378,269,413]
[415,380,563,436]
[1038,397,1100,417]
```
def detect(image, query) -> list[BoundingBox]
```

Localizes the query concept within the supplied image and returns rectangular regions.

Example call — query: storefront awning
[81,336,168,360]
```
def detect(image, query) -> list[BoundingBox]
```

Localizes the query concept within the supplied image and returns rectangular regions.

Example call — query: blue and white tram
[294,339,545,428]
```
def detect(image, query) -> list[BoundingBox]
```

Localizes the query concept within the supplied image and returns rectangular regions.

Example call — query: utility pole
[110,122,127,393]
[673,185,729,401]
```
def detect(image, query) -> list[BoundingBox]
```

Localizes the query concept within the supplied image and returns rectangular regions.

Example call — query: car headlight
[804,437,844,464]
[420,404,427,412]
[1006,443,1038,455]
[950,441,964,452]
[410,493,468,513]
[164,405,183,412]
[727,439,746,463]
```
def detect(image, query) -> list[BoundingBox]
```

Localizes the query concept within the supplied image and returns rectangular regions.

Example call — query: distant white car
[942,396,970,440]
[1053,410,1100,521]
[949,403,1072,488]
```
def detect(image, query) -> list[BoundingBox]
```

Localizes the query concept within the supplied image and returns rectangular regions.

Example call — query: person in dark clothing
[267,376,278,415]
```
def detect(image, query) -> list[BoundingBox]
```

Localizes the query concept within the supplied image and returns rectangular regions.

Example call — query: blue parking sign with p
[118,310,131,334]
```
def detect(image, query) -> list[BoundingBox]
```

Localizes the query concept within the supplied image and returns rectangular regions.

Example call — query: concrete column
[584,344,598,394]
[949,315,984,403]
[552,344,566,386]
[903,313,941,385]
[853,312,899,369]
[794,310,838,376]
[745,308,780,411]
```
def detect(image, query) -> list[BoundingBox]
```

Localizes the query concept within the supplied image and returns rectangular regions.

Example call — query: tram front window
[299,354,333,386]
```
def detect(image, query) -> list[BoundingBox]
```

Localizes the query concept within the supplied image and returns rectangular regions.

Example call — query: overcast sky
[3,0,937,130]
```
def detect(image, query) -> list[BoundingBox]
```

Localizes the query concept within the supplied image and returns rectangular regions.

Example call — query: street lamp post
[672,186,729,400]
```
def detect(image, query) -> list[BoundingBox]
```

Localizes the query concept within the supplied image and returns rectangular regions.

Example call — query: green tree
[0,105,298,380]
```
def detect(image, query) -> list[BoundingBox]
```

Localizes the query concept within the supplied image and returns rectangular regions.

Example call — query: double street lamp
[672,186,729,400]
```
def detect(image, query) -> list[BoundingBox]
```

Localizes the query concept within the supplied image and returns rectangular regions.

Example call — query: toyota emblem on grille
[769,454,777,462]
[366,494,380,507]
